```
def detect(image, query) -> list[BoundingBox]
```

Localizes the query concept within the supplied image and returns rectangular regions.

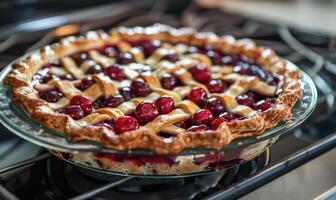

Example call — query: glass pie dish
[0,59,317,177]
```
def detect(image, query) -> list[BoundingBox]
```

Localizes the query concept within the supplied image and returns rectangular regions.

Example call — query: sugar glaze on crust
[4,24,303,154]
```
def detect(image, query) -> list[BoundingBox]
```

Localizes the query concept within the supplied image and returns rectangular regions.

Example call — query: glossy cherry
[254,100,272,111]
[103,95,124,108]
[236,94,255,107]
[187,87,208,107]
[205,79,226,93]
[163,54,179,62]
[206,50,222,65]
[77,77,95,91]
[192,64,211,83]
[205,97,225,116]
[104,65,125,80]
[233,64,251,75]
[131,79,151,97]
[95,120,115,132]
[210,117,228,130]
[134,102,159,124]
[155,96,175,114]
[86,64,103,74]
[174,119,190,129]
[119,87,134,101]
[64,105,84,120]
[141,40,161,56]
[115,116,139,133]
[71,52,88,65]
[192,109,213,125]
[219,112,239,121]
[117,52,134,64]
[69,95,93,115]
[47,91,63,102]
[161,74,178,90]
[187,124,208,132]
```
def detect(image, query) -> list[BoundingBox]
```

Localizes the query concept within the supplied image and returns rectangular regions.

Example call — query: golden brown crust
[4,24,303,154]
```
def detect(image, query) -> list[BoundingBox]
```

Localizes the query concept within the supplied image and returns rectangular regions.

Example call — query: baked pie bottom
[51,138,275,176]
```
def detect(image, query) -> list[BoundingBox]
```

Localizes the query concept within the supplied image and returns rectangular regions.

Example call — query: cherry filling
[128,39,161,56]
[206,50,222,65]
[71,52,89,65]
[103,95,125,108]
[117,52,134,64]
[86,64,103,75]
[104,65,125,80]
[236,94,255,107]
[210,117,228,130]
[155,96,175,114]
[94,152,176,166]
[76,77,96,91]
[187,87,208,107]
[205,97,225,116]
[191,64,211,83]
[187,124,209,132]
[69,95,93,115]
[118,87,134,101]
[115,116,139,133]
[39,89,63,103]
[93,44,119,58]
[94,120,115,132]
[205,79,226,93]
[160,74,179,90]
[134,102,159,124]
[64,105,84,120]
[162,53,179,62]
[131,78,151,97]
[192,109,213,125]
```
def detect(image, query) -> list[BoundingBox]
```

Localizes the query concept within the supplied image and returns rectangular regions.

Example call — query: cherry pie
[4,24,302,154]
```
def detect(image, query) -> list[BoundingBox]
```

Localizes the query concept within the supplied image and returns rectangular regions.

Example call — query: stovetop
[0,0,336,200]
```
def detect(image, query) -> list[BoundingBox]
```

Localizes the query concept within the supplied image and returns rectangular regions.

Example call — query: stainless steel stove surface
[0,1,336,200]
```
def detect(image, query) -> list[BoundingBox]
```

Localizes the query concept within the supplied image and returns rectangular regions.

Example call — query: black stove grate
[0,1,336,200]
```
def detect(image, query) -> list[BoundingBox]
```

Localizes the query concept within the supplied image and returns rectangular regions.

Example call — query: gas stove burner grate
[46,150,268,200]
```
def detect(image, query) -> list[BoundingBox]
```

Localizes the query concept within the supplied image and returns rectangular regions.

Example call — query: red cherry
[104,65,125,81]
[205,79,226,93]
[86,64,102,74]
[174,119,190,129]
[64,105,84,120]
[117,52,134,64]
[61,73,73,80]
[254,100,272,111]
[70,95,93,115]
[222,54,240,65]
[233,65,250,75]
[140,40,161,56]
[103,95,124,108]
[192,109,213,125]
[162,54,179,62]
[77,77,95,91]
[210,117,228,130]
[119,87,134,101]
[103,46,118,57]
[155,96,175,114]
[115,116,139,133]
[205,97,225,116]
[187,87,208,107]
[236,94,255,107]
[206,50,222,65]
[187,124,208,132]
[161,74,178,90]
[93,97,104,109]
[192,64,211,83]
[47,91,63,102]
[219,112,239,121]
[134,102,159,124]
[95,120,115,132]
[71,52,88,65]
[131,79,151,97]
